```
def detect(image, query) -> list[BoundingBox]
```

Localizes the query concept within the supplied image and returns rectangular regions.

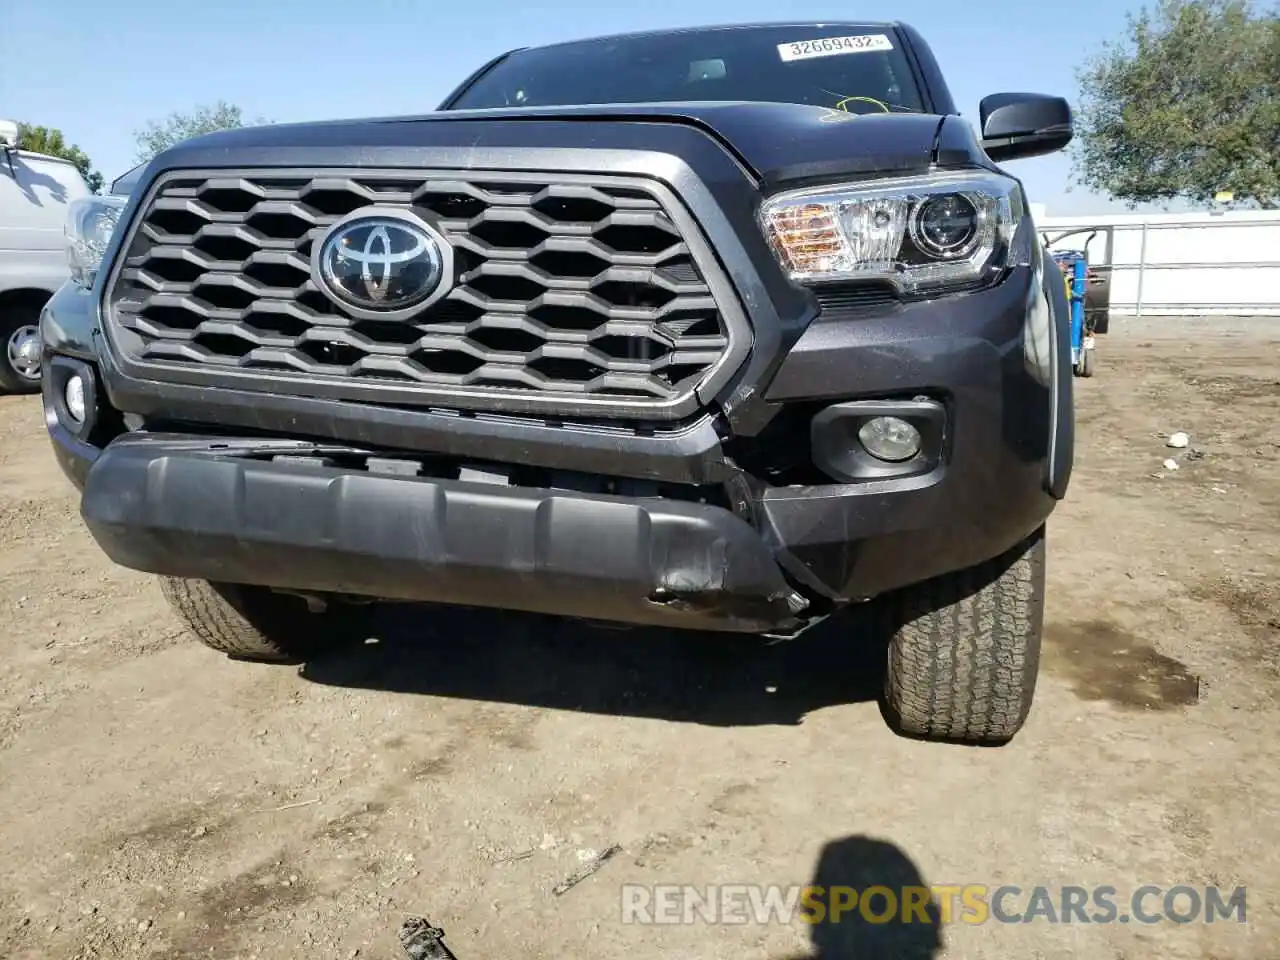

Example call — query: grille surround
[101,167,752,421]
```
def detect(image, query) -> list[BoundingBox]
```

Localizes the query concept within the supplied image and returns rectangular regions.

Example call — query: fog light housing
[858,416,922,462]
[809,399,945,483]
[43,354,103,443]
[64,374,87,423]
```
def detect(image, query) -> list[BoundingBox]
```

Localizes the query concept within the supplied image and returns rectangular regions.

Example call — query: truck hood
[162,102,951,185]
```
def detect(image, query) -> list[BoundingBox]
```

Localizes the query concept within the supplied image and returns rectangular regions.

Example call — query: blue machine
[1051,250,1095,378]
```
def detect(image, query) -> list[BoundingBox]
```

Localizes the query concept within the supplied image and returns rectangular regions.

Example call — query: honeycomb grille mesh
[104,171,736,413]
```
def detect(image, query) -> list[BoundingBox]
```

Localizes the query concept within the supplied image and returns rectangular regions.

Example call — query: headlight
[65,195,127,289]
[759,171,1019,295]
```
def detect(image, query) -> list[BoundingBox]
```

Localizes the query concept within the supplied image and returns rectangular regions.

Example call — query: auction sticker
[777,34,894,62]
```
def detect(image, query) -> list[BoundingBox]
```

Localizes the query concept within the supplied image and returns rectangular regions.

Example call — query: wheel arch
[0,286,55,314]
[1042,248,1075,500]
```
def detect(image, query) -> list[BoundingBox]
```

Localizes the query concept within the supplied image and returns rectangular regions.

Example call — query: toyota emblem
[312,208,453,318]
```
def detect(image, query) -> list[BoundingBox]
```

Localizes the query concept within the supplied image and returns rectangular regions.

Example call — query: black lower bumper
[79,437,806,633]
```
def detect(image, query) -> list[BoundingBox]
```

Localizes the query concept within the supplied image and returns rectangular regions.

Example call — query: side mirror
[979,93,1073,162]
[0,119,18,149]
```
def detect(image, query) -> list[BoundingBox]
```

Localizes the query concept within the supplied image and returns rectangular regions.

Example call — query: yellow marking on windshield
[818,93,892,122]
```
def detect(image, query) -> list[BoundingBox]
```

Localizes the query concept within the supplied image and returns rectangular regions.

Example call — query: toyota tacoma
[42,21,1076,744]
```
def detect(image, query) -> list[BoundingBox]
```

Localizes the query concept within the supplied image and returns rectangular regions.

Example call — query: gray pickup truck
[42,21,1075,745]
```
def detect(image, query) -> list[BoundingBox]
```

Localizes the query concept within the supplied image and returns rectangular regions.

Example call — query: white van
[0,119,90,392]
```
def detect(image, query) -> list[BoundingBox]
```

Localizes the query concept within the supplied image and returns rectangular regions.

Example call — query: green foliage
[133,101,268,162]
[1073,0,1280,208]
[15,123,104,193]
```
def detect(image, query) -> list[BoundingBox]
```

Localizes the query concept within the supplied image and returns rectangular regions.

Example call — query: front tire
[881,527,1046,745]
[159,578,371,663]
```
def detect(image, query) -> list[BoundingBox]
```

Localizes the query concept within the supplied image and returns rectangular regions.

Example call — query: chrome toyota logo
[312,208,453,318]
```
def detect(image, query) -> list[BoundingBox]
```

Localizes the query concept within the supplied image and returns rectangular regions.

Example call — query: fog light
[858,416,921,462]
[64,374,87,423]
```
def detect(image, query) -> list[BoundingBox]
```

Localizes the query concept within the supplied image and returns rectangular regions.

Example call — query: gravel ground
[1,317,1277,960]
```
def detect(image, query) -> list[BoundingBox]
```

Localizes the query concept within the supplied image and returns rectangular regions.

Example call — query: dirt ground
[1,318,1278,960]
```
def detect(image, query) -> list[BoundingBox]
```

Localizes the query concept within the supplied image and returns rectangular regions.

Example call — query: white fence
[1033,208,1280,318]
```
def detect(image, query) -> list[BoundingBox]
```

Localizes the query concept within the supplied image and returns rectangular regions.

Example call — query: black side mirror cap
[979,93,1073,162]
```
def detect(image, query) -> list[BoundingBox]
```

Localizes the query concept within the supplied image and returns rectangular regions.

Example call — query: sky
[1,0,1156,215]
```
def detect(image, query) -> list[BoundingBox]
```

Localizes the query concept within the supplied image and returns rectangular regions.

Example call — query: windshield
[447,25,926,115]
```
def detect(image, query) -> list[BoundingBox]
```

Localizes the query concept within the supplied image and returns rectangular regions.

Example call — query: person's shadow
[787,835,944,960]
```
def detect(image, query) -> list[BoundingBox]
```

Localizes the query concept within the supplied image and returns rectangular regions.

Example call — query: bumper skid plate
[80,439,804,633]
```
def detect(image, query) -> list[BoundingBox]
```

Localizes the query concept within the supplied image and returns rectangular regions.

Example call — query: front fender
[1043,248,1075,499]
[39,281,98,361]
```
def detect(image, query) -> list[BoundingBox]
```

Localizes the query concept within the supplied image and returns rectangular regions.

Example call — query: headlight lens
[759,171,1019,295]
[910,194,980,258]
[65,195,127,289]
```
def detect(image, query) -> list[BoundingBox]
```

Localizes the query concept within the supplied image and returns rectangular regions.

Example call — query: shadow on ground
[299,603,890,727]
[782,835,944,960]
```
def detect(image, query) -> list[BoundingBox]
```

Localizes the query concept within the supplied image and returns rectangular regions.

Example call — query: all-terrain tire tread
[159,578,364,663]
[883,527,1046,744]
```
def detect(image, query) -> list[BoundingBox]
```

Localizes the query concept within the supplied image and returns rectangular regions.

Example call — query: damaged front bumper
[78,435,809,634]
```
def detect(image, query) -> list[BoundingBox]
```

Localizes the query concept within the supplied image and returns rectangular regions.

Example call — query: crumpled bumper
[79,435,807,634]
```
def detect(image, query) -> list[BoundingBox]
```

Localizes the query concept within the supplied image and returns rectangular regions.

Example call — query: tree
[133,101,267,163]
[1073,0,1279,209]
[15,123,104,193]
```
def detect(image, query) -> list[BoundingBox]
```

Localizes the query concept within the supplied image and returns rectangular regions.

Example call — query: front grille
[103,168,746,419]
